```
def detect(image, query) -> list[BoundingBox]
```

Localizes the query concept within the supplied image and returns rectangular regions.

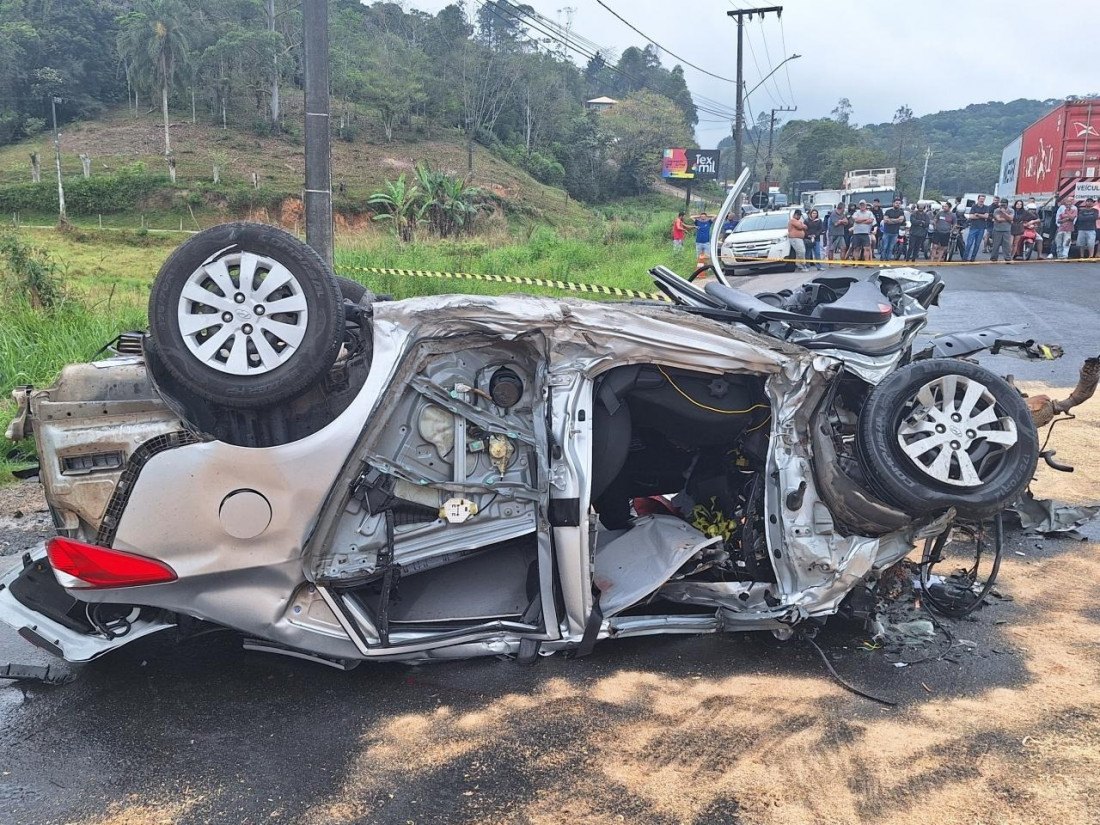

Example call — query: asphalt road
[0,260,1097,825]
[741,259,1099,385]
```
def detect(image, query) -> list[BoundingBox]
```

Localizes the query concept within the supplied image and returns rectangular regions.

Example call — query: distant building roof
[586,96,618,105]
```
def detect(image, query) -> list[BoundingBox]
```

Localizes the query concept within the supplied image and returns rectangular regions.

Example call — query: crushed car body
[0,176,1046,669]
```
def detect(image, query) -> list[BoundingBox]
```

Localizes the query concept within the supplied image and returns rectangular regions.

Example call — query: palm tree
[368,175,426,243]
[414,164,483,238]
[117,1,190,183]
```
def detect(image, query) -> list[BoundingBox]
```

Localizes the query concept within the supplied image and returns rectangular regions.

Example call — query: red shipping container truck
[996,99,1100,204]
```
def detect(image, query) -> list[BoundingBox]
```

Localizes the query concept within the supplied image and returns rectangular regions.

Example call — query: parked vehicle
[718,207,798,275]
[841,167,897,210]
[1021,224,1040,261]
[800,189,844,214]
[995,99,1100,209]
[892,226,910,260]
[1,176,1044,671]
[996,98,1100,255]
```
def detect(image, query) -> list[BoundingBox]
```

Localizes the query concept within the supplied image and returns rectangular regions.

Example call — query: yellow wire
[745,415,772,433]
[655,365,771,416]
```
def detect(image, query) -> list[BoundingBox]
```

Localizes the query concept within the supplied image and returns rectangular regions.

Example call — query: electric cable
[802,633,898,707]
[655,365,770,415]
[483,0,741,121]
[754,17,787,107]
[777,16,796,104]
[593,0,736,83]
[918,514,1004,620]
[742,21,781,108]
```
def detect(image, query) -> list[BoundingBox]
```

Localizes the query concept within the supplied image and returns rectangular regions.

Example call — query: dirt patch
[334,212,373,233]
[278,196,304,228]
[0,481,48,558]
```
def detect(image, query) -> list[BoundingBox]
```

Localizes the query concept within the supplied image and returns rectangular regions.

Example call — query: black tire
[856,359,1038,520]
[148,222,342,410]
[335,275,373,306]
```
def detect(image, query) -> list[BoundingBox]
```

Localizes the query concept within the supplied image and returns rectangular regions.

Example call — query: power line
[742,22,781,107]
[481,0,738,120]
[593,0,735,83]
[777,16,796,103]
[754,18,787,106]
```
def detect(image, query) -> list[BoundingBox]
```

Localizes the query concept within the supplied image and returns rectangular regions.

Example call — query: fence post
[98,214,103,228]
[141,214,145,229]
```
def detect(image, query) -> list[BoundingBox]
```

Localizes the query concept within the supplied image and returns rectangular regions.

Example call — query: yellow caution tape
[338,265,671,301]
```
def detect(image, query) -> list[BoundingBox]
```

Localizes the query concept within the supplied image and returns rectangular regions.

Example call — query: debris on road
[1007,490,1100,538]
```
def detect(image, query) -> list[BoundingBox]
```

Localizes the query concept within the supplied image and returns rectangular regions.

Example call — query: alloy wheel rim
[896,374,1018,488]
[176,252,309,376]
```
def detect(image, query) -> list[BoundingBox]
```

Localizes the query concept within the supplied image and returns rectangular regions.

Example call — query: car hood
[722,228,789,244]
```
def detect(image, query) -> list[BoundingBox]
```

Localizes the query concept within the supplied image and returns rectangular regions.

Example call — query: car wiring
[919,514,1004,620]
[801,632,898,707]
[86,603,133,640]
[655,365,770,416]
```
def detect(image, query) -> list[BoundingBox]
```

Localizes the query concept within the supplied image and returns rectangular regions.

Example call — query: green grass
[0,296,148,481]
[0,98,594,233]
[0,215,698,481]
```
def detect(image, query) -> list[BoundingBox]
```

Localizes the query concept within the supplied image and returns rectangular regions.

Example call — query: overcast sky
[408,0,1094,146]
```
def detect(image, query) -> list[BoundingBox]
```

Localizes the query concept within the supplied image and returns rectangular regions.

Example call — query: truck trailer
[996,99,1100,205]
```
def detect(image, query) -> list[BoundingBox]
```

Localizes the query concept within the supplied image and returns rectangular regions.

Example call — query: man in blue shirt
[693,211,714,255]
[964,195,991,261]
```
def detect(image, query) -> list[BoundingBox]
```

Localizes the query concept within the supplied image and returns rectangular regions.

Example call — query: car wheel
[148,222,343,410]
[335,275,373,306]
[857,359,1038,520]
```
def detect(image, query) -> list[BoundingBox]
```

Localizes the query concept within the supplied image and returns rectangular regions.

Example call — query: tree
[600,90,693,195]
[361,33,428,142]
[117,1,191,182]
[892,104,916,192]
[459,41,518,172]
[831,97,853,126]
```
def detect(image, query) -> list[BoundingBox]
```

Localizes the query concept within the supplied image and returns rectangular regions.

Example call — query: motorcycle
[1021,223,1040,261]
[0,172,1050,671]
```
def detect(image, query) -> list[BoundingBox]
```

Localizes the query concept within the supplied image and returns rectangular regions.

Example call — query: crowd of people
[671,193,1100,265]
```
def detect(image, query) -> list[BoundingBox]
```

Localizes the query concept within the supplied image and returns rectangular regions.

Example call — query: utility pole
[302,0,333,270]
[50,96,66,224]
[764,106,796,194]
[726,6,783,184]
[918,147,933,201]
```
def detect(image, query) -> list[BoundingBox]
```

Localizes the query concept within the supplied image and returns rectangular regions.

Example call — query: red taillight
[46,537,177,589]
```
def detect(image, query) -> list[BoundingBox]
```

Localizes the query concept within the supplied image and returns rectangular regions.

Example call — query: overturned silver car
[0,187,1039,669]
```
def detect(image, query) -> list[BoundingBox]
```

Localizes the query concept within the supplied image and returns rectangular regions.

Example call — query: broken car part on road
[0,175,1062,672]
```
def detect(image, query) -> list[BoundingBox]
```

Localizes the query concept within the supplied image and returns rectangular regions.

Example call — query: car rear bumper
[0,546,174,663]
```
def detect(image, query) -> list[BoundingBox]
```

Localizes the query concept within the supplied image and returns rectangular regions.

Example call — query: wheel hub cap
[896,374,1018,488]
[176,252,309,376]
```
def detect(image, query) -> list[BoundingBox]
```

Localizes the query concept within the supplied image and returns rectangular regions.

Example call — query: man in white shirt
[849,200,875,262]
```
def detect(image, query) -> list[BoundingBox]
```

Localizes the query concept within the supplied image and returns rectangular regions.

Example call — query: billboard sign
[996,135,1021,198]
[662,148,721,180]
